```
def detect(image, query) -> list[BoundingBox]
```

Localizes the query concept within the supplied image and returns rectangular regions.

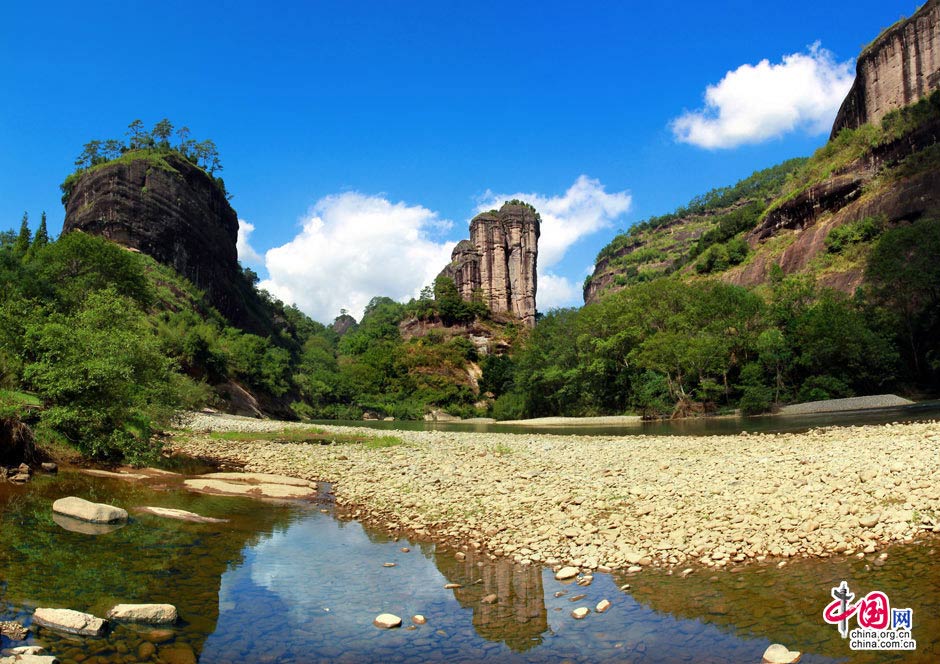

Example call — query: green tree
[152,118,174,148]
[23,289,185,463]
[13,213,30,258]
[24,212,49,262]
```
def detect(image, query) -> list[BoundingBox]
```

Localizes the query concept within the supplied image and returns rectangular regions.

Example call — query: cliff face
[830,0,940,137]
[62,152,265,334]
[439,202,539,326]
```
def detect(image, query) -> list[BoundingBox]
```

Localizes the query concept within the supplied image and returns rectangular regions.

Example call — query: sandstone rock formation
[62,152,265,334]
[831,0,940,137]
[438,202,539,326]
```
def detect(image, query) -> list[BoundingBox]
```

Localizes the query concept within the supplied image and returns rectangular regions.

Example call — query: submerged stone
[134,506,228,523]
[32,608,107,636]
[52,513,126,535]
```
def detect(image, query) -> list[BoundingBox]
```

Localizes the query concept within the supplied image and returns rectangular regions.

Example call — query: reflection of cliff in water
[620,546,940,664]
[0,472,296,657]
[434,549,548,652]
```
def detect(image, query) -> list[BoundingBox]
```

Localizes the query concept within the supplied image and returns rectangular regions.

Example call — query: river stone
[198,472,315,488]
[158,644,196,664]
[40,463,57,473]
[1,647,46,656]
[0,621,28,640]
[762,643,802,663]
[134,507,228,523]
[412,615,426,625]
[137,642,156,660]
[859,513,880,528]
[183,478,316,499]
[0,656,58,664]
[32,608,107,636]
[77,469,148,481]
[571,607,589,619]
[481,594,498,604]
[554,566,579,580]
[52,513,126,535]
[107,603,178,624]
[52,497,128,523]
[596,599,611,613]
[373,614,402,629]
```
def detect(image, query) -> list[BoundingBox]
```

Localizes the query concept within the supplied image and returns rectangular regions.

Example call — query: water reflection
[434,549,547,651]
[0,472,936,663]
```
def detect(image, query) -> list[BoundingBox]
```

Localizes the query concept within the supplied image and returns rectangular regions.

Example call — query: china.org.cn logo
[823,581,917,651]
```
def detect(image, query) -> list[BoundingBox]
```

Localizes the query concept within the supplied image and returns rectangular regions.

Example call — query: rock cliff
[62,152,266,334]
[830,0,940,137]
[439,202,539,326]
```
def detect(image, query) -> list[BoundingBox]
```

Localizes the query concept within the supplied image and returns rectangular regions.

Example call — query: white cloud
[538,273,581,310]
[671,42,854,149]
[258,192,454,323]
[476,175,632,269]
[476,175,631,312]
[236,219,263,265]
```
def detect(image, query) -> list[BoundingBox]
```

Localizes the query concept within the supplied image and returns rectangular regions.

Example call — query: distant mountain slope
[587,2,940,304]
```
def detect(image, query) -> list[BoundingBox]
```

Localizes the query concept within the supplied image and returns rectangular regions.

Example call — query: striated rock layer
[439,202,539,326]
[62,152,265,334]
[831,0,940,137]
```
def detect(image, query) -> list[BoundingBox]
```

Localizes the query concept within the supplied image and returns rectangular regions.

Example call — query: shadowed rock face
[62,153,264,334]
[439,203,539,326]
[831,0,940,138]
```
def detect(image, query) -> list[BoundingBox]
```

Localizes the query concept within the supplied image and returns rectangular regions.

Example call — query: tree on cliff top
[71,119,224,176]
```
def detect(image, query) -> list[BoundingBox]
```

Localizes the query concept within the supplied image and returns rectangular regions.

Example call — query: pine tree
[13,212,30,258]
[26,211,49,261]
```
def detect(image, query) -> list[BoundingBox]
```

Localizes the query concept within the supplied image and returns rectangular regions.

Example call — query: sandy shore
[172,413,940,573]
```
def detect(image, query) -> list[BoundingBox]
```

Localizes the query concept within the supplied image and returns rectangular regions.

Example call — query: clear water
[1,471,937,663]
[313,400,940,437]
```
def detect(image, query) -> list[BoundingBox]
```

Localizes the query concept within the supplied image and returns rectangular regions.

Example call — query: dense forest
[3,101,939,464]
[0,218,496,463]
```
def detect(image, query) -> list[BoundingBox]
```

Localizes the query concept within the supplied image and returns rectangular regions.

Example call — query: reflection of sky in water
[199,510,846,663]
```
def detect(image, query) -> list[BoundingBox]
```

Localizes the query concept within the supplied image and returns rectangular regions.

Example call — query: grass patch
[0,389,42,407]
[208,427,325,442]
[354,435,403,450]
[205,428,402,450]
[492,443,513,455]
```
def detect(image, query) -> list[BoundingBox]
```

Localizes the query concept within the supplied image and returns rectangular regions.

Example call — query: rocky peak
[439,202,539,326]
[62,151,266,334]
[830,0,940,137]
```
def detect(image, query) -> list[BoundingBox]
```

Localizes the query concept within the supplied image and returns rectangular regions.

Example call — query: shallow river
[0,471,937,663]
[314,400,940,437]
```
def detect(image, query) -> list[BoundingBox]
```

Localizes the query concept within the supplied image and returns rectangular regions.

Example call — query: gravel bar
[173,412,940,573]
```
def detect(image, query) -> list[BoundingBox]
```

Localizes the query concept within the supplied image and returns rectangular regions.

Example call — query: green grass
[0,389,41,407]
[492,443,513,455]
[206,427,402,450]
[208,427,325,442]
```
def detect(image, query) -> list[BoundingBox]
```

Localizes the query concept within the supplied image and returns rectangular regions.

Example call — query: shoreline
[172,413,940,574]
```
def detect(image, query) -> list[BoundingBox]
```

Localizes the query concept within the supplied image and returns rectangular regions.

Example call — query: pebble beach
[173,413,940,573]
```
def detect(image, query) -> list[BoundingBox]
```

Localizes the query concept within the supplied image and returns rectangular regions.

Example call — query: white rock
[183,478,315,499]
[1,648,45,656]
[412,615,426,625]
[107,603,178,624]
[373,613,402,629]
[134,507,227,523]
[554,566,579,580]
[32,608,107,636]
[52,497,127,524]
[571,607,589,619]
[595,599,611,613]
[762,643,802,663]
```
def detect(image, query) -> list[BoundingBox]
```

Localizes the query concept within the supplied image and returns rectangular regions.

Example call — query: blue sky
[0,0,920,322]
